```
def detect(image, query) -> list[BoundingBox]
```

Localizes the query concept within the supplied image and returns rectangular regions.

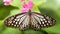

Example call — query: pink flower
[28,1,34,10]
[22,0,34,13]
[20,0,25,2]
[22,3,29,13]
[3,0,13,2]
[4,2,10,6]
[23,3,28,8]
[22,8,29,13]
[3,0,13,6]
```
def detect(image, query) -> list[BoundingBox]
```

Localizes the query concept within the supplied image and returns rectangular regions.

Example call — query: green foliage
[0,0,60,34]
[1,28,22,34]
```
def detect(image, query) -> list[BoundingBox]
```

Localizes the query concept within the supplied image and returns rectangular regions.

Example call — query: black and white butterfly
[4,10,56,31]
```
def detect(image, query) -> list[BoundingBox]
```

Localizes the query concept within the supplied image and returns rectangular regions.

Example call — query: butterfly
[4,10,56,31]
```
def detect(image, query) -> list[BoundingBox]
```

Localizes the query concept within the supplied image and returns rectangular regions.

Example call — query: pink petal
[4,2,10,6]
[22,8,26,12]
[23,3,28,8]
[22,8,28,13]
[20,0,25,2]
[21,0,34,13]
[3,0,13,2]
[28,1,34,10]
[22,3,29,13]
[3,0,13,6]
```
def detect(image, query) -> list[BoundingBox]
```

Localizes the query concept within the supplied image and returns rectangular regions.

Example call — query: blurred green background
[0,0,60,34]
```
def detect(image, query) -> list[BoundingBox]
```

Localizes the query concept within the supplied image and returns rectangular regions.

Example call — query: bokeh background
[0,0,60,34]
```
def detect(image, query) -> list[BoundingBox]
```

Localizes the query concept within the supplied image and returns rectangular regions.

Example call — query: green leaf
[10,9,21,16]
[0,5,18,20]
[10,0,22,8]
[32,0,46,5]
[1,28,22,34]
[0,20,3,27]
[38,1,60,33]
[23,30,47,34]
[0,0,3,5]
[0,20,6,34]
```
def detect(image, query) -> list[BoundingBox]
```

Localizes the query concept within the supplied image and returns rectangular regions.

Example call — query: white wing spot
[19,22,21,25]
[17,25,19,27]
[50,23,52,25]
[47,23,49,25]
[15,19,17,21]
[16,22,18,24]
[45,21,47,22]
[14,25,16,27]
[43,19,46,20]
[10,17,14,20]
[11,24,13,25]
[13,21,15,23]
[42,22,44,24]
[41,25,43,27]
[48,21,50,23]
[40,19,43,21]
[17,19,20,21]
[8,24,10,25]
[8,21,12,23]
[44,24,46,26]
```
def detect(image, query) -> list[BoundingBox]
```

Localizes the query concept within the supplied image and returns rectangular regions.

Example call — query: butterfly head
[28,9,31,16]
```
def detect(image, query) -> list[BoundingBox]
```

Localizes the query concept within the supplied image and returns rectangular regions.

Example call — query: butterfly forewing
[31,12,56,29]
[4,13,24,26]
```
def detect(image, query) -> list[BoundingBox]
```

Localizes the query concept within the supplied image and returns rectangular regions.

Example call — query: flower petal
[4,2,10,6]
[20,0,25,2]
[28,1,34,9]
[3,0,13,2]
[23,3,28,8]
[3,0,13,6]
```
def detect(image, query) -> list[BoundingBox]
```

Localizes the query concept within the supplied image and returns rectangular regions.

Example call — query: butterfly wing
[4,12,30,30]
[4,11,56,31]
[31,12,56,30]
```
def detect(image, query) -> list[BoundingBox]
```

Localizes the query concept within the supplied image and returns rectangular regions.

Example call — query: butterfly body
[4,10,56,31]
